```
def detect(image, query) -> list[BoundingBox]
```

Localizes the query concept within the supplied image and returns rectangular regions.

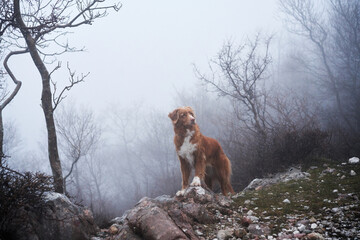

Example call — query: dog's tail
[217,148,235,195]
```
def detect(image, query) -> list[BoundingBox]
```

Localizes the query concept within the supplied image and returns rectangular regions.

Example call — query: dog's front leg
[176,157,191,196]
[191,152,206,187]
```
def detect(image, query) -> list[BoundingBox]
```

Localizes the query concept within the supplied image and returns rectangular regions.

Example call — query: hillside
[231,157,360,239]
[96,157,360,240]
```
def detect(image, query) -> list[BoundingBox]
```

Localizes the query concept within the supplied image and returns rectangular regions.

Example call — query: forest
[0,0,359,228]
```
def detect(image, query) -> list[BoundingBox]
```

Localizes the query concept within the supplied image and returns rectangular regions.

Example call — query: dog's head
[168,106,196,128]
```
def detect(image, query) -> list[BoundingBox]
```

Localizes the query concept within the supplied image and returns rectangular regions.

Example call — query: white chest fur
[177,129,197,167]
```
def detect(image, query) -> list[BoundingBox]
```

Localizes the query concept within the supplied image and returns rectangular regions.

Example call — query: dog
[168,106,234,196]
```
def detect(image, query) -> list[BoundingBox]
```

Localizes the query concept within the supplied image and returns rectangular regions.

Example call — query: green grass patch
[232,157,360,234]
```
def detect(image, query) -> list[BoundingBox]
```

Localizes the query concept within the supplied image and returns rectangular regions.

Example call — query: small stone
[233,228,247,238]
[297,224,306,232]
[310,223,317,229]
[307,232,325,240]
[322,167,335,174]
[195,229,203,236]
[244,199,251,205]
[247,210,254,216]
[350,170,356,176]
[283,199,291,204]
[248,216,259,222]
[349,157,359,164]
[109,224,119,235]
[309,217,317,223]
[240,216,252,227]
[216,228,234,240]
[333,189,338,193]
[216,230,226,240]
[248,224,270,236]
[294,233,306,238]
[331,207,340,213]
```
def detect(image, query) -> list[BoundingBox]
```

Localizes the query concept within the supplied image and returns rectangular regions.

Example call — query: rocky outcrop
[93,158,360,240]
[242,166,311,191]
[95,186,233,240]
[6,192,98,240]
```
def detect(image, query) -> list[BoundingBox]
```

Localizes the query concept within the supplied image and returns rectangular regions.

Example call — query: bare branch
[1,49,28,110]
[52,62,88,111]
[195,35,272,136]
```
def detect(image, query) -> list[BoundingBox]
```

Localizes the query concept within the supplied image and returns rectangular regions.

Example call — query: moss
[232,157,360,235]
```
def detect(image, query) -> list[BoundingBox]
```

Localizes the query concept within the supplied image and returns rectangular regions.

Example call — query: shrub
[0,163,54,239]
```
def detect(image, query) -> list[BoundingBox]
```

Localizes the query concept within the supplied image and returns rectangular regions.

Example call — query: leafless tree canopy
[0,0,121,192]
[279,0,360,154]
[195,34,273,137]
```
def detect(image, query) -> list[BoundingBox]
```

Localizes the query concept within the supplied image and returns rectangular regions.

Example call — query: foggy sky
[4,0,281,158]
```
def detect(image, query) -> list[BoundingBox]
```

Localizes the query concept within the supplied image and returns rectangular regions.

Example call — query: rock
[109,224,119,234]
[240,216,252,227]
[248,215,259,222]
[349,157,359,164]
[310,223,318,229]
[234,228,247,238]
[103,186,236,239]
[248,224,270,236]
[350,170,356,176]
[195,229,203,236]
[322,167,336,174]
[6,192,98,240]
[243,167,310,191]
[283,198,291,204]
[297,223,306,232]
[331,207,340,213]
[247,209,254,216]
[293,233,306,238]
[126,198,189,240]
[307,232,325,240]
[217,228,234,240]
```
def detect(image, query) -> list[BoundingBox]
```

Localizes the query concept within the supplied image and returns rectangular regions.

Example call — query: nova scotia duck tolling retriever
[168,106,234,196]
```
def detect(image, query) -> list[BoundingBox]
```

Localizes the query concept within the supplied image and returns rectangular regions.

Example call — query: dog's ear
[168,109,179,124]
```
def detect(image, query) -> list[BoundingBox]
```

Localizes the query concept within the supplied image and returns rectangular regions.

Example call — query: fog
[2,0,359,225]
[4,0,280,153]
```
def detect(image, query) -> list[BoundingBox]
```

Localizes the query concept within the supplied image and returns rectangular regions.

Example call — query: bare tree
[109,103,145,201]
[0,50,24,163]
[194,34,273,137]
[55,104,102,194]
[279,0,360,154]
[0,0,121,192]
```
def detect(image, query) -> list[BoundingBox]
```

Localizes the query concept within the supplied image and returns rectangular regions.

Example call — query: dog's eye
[181,114,186,118]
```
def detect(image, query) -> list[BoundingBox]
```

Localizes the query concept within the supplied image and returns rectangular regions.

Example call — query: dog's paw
[190,176,201,187]
[176,189,186,197]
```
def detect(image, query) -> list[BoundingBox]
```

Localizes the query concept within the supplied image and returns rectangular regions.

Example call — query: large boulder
[104,186,232,240]
[6,192,98,240]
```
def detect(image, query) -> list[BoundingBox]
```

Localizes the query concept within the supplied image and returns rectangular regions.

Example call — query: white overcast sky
[4,0,282,153]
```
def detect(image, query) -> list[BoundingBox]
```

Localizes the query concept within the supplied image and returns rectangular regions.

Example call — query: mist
[1,0,359,225]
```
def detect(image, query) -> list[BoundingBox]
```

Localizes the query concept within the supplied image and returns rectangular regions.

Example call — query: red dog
[168,106,234,196]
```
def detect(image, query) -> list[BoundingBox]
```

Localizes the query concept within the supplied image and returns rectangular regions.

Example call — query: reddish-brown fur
[168,106,234,195]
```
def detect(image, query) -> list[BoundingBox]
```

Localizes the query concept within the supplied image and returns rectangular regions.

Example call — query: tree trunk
[0,110,4,164]
[14,0,64,193]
